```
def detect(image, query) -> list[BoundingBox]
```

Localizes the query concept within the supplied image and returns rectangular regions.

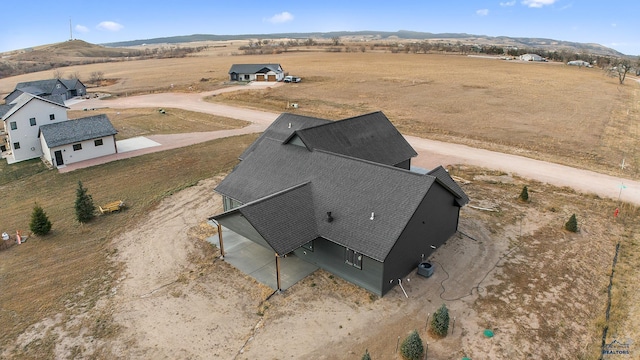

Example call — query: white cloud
[476,9,490,16]
[500,1,516,6]
[611,23,617,28]
[96,21,124,32]
[75,24,89,33]
[265,11,294,24]
[522,0,557,8]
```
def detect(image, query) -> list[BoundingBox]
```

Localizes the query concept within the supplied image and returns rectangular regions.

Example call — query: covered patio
[207,223,318,291]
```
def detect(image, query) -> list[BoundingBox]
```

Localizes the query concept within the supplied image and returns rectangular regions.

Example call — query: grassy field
[207,52,640,179]
[68,107,249,140]
[2,50,638,181]
[0,47,638,357]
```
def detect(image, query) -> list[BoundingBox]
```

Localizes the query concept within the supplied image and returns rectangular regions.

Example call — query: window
[73,144,82,151]
[243,74,250,80]
[13,142,20,150]
[10,121,17,130]
[49,114,55,121]
[94,139,103,146]
[223,196,243,211]
[30,118,37,126]
[345,248,363,269]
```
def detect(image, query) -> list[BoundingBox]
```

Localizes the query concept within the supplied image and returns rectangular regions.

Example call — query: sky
[1,0,639,55]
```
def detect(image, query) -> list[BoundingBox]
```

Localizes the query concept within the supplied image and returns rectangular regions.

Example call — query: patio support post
[217,223,225,259]
[275,253,282,291]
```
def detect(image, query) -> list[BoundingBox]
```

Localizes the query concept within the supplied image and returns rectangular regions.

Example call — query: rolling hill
[103,30,625,57]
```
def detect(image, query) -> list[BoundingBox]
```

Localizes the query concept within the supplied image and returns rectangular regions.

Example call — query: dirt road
[69,88,640,206]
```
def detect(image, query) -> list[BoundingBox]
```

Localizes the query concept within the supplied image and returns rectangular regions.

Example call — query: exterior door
[256,74,265,81]
[267,74,276,81]
[54,150,64,166]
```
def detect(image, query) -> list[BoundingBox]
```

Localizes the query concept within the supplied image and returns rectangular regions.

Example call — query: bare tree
[89,71,105,85]
[67,71,81,80]
[331,36,340,46]
[52,69,63,79]
[607,59,632,84]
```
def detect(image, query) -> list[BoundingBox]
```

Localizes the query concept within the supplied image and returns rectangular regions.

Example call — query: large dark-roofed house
[228,64,284,82]
[211,111,469,296]
[4,79,69,103]
[4,78,87,104]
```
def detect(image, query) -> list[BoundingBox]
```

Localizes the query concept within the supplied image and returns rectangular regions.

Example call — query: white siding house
[40,114,118,168]
[519,53,546,62]
[228,64,284,82]
[1,93,68,164]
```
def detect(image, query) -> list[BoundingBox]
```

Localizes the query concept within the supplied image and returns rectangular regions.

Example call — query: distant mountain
[103,30,625,57]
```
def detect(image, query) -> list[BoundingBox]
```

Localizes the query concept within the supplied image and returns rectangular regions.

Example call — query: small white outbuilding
[520,53,545,62]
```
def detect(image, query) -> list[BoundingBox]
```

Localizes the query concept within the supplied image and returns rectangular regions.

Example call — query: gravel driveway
[67,88,640,206]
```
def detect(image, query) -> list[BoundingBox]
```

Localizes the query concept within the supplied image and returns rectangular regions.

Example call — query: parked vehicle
[283,75,301,83]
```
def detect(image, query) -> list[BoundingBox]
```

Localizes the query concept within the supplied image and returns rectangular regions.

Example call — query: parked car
[284,75,301,83]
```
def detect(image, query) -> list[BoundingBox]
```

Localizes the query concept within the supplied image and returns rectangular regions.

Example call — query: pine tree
[519,185,529,202]
[30,204,52,236]
[400,330,424,360]
[565,214,578,232]
[430,303,450,337]
[75,181,95,223]
[361,349,372,360]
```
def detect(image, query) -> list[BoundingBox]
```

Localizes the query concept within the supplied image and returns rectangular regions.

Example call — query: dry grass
[0,134,257,358]
[447,165,639,359]
[2,50,638,179]
[68,107,249,140]
[207,52,640,179]
[1,46,639,357]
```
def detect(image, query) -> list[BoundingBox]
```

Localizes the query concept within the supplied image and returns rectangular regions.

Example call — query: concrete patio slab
[207,224,318,291]
[117,136,161,153]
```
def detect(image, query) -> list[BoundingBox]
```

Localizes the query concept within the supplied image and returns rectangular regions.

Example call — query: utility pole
[69,18,73,40]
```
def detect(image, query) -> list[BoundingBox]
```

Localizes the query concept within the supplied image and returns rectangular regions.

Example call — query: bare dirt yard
[3,165,637,359]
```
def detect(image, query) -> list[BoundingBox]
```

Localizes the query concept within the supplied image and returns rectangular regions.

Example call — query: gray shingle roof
[234,183,319,255]
[61,78,85,90]
[427,166,470,206]
[39,114,117,148]
[214,137,436,261]
[286,111,417,166]
[239,113,330,160]
[13,86,46,97]
[2,93,67,120]
[41,94,66,106]
[228,64,283,74]
[16,79,67,93]
[0,104,15,118]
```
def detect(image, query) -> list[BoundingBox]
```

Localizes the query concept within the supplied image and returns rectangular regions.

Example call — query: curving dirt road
[69,87,640,206]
